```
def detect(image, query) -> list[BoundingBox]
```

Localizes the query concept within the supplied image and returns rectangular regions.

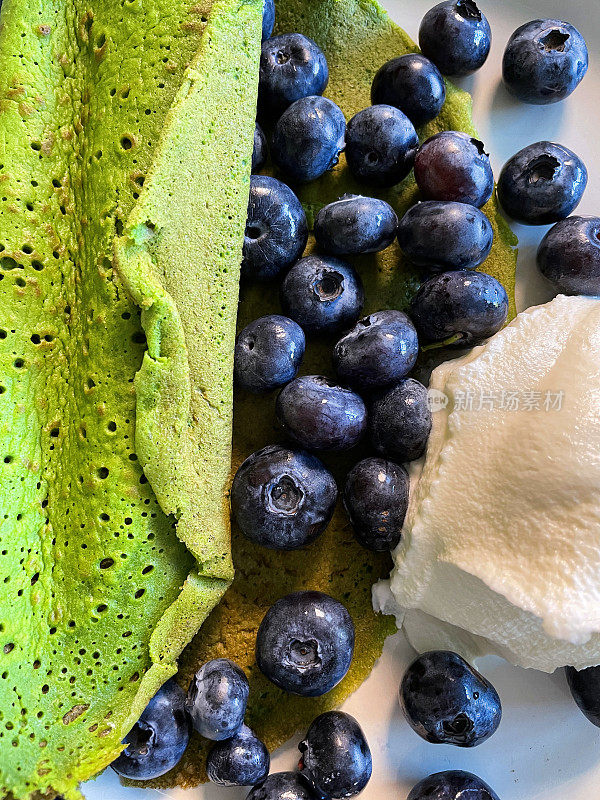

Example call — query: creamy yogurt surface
[374,294,600,672]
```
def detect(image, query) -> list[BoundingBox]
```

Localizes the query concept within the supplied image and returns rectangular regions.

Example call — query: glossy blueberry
[262,0,275,41]
[397,201,493,271]
[280,255,364,336]
[271,96,346,183]
[565,666,600,728]
[256,591,355,696]
[503,19,588,105]
[234,315,305,394]
[231,445,337,550]
[111,680,189,780]
[537,216,600,295]
[343,457,409,552]
[247,772,320,800]
[276,375,367,452]
[407,771,500,800]
[252,124,268,173]
[299,711,372,799]
[333,310,418,391]
[314,194,398,256]
[206,724,270,786]
[414,132,494,208]
[419,1,491,77]
[345,105,418,187]
[243,175,308,281]
[400,651,502,747]
[370,379,432,463]
[259,34,329,114]
[410,270,509,346]
[497,141,587,224]
[186,659,249,741]
[371,54,446,127]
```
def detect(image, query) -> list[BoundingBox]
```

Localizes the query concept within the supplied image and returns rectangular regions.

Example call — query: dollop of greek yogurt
[374,294,600,672]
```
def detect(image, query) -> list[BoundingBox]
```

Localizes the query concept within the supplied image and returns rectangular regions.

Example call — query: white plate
[84,1,600,798]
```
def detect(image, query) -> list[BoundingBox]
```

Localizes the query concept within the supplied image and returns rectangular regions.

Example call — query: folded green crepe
[138,0,518,790]
[0,1,261,797]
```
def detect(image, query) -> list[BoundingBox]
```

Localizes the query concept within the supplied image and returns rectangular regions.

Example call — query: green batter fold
[0,0,261,797]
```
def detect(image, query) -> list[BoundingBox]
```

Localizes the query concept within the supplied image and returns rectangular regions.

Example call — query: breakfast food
[376,295,600,672]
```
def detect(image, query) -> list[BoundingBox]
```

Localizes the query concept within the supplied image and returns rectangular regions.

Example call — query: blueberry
[414,132,494,208]
[503,19,588,105]
[247,772,320,800]
[256,591,355,696]
[333,310,418,391]
[252,124,268,173]
[186,659,249,741]
[537,216,600,295]
[314,194,398,256]
[497,141,587,224]
[400,651,502,747]
[259,34,329,114]
[343,457,409,552]
[410,270,509,346]
[111,679,189,780]
[397,201,493,271]
[234,315,306,394]
[370,379,432,463]
[298,711,372,799]
[345,105,418,187]
[271,96,346,183]
[231,445,337,550]
[565,666,600,728]
[280,255,364,336]
[407,771,500,800]
[419,1,491,77]
[243,175,308,281]
[371,54,446,127]
[276,375,367,452]
[206,724,270,786]
[262,0,275,41]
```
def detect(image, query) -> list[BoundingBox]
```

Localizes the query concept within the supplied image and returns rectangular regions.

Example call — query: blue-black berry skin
[234,315,306,394]
[397,201,493,271]
[410,270,509,346]
[414,132,493,208]
[407,771,500,800]
[419,1,491,77]
[243,175,308,281]
[111,680,189,780]
[343,457,409,552]
[537,216,600,295]
[565,666,600,728]
[298,711,372,799]
[259,33,329,114]
[186,659,249,741]
[247,772,320,800]
[314,194,398,256]
[262,0,275,41]
[345,105,418,187]
[371,54,446,127]
[497,141,587,225]
[271,96,346,183]
[370,379,432,463]
[280,255,364,336]
[252,124,268,173]
[333,310,418,391]
[206,724,270,787]
[502,19,588,105]
[400,651,502,747]
[276,375,367,452]
[231,445,337,550]
[256,591,355,697]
